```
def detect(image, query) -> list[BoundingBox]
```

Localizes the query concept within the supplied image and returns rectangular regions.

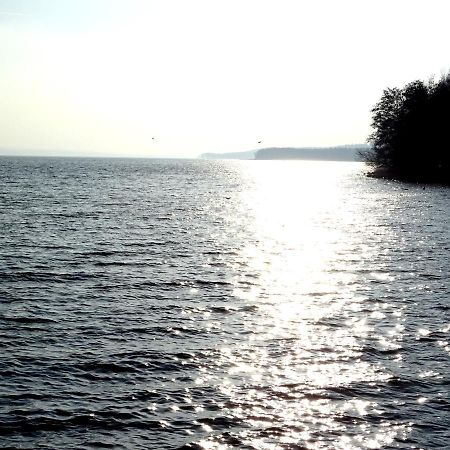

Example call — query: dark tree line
[362,73,450,183]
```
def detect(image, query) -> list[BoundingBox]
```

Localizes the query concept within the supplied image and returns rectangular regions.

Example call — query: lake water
[1,157,450,449]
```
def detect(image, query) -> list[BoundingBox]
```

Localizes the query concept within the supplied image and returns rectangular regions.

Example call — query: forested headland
[254,145,366,161]
[361,73,450,184]
[200,145,367,161]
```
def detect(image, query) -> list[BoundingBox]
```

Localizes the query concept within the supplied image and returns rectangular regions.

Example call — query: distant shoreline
[200,145,368,161]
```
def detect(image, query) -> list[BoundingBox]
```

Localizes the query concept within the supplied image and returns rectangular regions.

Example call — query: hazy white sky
[1,0,449,157]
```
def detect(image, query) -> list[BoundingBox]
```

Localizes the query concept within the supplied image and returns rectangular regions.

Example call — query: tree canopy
[363,73,450,183]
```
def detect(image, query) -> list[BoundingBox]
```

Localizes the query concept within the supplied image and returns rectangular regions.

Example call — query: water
[1,157,450,449]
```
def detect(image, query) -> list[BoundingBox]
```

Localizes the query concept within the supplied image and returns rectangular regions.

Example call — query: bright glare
[1,0,450,156]
[198,161,410,449]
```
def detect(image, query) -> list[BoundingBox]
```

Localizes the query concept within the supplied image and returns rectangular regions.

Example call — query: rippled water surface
[1,157,450,449]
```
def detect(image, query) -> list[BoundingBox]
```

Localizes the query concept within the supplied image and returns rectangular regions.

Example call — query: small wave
[194,279,233,287]
[77,250,129,257]
[173,352,196,360]
[421,273,444,280]
[360,344,402,356]
[75,361,147,374]
[0,413,162,435]
[123,390,162,402]
[93,261,138,267]
[0,271,100,283]
[74,355,199,377]
[314,318,344,328]
[236,279,257,286]
[123,240,179,247]
[150,325,205,337]
[85,441,121,449]
[335,413,366,425]
[1,315,57,324]
[5,392,46,401]
[132,280,188,289]
[202,250,239,256]
[196,416,243,428]
[238,304,259,313]
[209,306,236,314]
[156,216,173,220]
[386,376,422,391]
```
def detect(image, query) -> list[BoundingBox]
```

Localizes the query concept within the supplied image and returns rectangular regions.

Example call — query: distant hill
[200,145,369,161]
[255,145,368,161]
[199,150,256,160]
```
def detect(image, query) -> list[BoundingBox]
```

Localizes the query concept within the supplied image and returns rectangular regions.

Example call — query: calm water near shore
[1,157,450,449]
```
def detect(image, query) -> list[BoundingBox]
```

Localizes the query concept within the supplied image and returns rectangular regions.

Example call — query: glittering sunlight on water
[2,158,449,450]
[197,161,409,449]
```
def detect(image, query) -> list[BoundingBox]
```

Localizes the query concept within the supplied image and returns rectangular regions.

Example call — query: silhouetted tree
[362,73,450,183]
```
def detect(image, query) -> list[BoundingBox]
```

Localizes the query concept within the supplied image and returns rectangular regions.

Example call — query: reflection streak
[203,162,408,449]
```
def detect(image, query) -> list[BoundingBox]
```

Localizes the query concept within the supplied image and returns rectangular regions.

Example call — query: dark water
[1,157,450,449]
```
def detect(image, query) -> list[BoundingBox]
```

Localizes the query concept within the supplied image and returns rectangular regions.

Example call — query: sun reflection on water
[199,161,409,449]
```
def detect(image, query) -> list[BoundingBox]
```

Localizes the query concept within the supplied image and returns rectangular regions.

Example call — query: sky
[1,0,449,158]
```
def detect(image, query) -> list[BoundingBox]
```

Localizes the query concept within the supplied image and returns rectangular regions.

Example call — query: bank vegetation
[362,73,450,184]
